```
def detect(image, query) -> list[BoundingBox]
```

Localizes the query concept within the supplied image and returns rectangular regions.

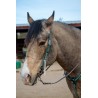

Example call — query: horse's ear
[27,12,34,25]
[46,11,55,26]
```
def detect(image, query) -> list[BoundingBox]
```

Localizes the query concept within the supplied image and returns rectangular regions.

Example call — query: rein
[38,64,80,85]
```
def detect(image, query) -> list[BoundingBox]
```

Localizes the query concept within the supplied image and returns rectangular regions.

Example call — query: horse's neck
[53,23,81,76]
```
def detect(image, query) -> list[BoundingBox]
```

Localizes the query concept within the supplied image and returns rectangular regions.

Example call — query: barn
[16,21,81,59]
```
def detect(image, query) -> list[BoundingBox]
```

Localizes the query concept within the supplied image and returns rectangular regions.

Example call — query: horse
[21,11,81,98]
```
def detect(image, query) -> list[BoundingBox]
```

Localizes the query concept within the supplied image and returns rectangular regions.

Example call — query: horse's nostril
[27,74,31,81]
[24,74,31,85]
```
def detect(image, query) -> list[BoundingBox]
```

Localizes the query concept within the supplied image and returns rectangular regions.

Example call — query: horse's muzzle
[22,73,38,86]
[21,74,32,85]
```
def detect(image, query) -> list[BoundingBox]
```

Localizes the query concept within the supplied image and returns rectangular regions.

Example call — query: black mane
[25,19,44,46]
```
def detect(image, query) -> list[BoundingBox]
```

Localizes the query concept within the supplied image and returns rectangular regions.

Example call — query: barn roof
[16,20,81,30]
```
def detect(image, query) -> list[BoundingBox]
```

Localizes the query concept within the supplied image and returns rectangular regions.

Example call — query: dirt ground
[16,62,73,98]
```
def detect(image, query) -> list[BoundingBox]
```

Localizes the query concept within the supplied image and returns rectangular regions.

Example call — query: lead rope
[38,64,80,84]
[38,64,81,98]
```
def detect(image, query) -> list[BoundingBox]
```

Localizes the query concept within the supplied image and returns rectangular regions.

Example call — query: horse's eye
[39,41,46,46]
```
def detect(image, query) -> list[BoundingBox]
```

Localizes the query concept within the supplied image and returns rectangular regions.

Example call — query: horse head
[21,11,58,85]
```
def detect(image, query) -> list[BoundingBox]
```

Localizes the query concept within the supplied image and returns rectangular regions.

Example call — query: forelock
[25,20,44,46]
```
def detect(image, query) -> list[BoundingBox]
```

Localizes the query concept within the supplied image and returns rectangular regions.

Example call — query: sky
[16,0,81,24]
